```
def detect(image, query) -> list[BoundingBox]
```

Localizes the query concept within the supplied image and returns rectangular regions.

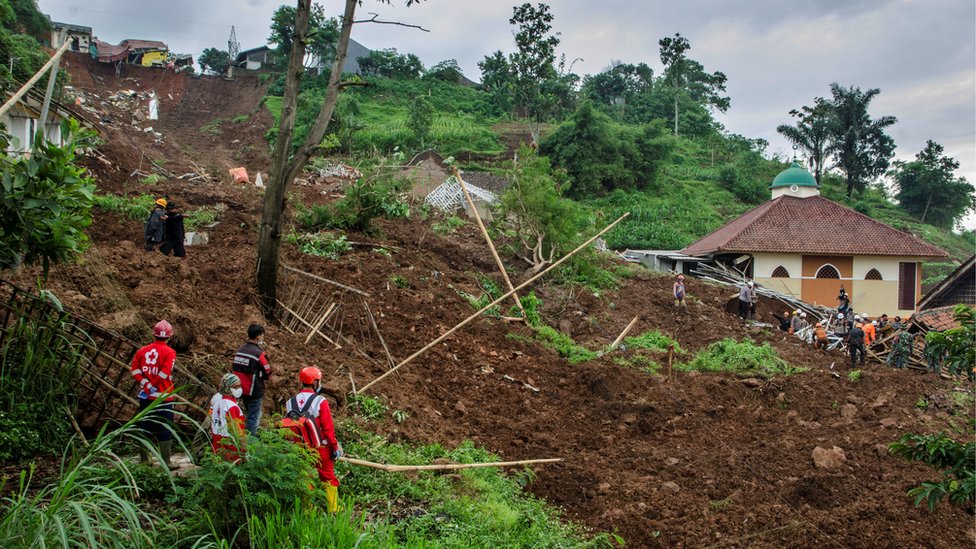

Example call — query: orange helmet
[153,320,173,338]
[299,366,322,385]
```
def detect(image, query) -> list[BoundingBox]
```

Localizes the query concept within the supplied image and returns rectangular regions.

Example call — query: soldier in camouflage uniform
[886,330,914,370]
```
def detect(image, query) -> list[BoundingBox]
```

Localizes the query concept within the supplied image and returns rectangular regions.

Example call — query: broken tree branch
[339,456,560,472]
[354,13,430,31]
[358,213,629,394]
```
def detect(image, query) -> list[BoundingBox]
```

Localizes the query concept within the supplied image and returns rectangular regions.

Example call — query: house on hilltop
[681,162,948,317]
[48,21,92,52]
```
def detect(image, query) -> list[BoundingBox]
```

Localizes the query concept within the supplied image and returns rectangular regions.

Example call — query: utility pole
[37,31,68,144]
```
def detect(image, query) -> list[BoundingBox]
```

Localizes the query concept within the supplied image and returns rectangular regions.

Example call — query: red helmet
[153,320,173,338]
[299,366,322,385]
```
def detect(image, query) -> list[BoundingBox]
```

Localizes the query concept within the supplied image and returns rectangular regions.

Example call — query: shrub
[296,176,410,234]
[677,338,803,378]
[286,231,352,259]
[349,394,387,421]
[534,326,597,364]
[889,432,975,511]
[924,305,975,379]
[625,330,683,353]
[433,215,466,234]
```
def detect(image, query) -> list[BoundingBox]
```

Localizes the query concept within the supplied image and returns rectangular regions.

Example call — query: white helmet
[872,320,877,326]
[854,314,862,321]
[837,313,844,319]
[800,312,807,318]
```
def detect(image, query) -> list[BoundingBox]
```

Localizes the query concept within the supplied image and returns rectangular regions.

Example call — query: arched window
[816,264,840,279]
[865,268,883,280]
[771,266,790,278]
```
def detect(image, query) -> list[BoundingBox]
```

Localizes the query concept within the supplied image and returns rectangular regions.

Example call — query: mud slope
[30,59,975,548]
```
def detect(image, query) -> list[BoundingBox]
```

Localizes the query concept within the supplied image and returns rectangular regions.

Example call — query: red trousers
[316,447,339,487]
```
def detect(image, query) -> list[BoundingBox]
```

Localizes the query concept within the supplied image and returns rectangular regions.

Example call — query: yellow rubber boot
[325,485,340,514]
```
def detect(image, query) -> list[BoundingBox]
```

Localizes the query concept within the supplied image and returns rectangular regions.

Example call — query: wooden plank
[284,265,370,297]
[305,302,337,344]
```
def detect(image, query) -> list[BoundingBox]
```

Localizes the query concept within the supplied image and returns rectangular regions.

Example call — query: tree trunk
[920,191,934,224]
[257,0,360,317]
[257,0,311,316]
[673,89,679,136]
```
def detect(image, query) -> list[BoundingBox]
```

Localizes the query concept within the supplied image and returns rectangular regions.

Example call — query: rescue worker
[790,310,806,334]
[130,320,177,468]
[833,312,849,339]
[672,274,687,309]
[863,319,877,346]
[209,373,246,462]
[772,310,791,332]
[813,320,830,353]
[232,324,272,436]
[837,285,850,314]
[886,329,914,370]
[891,316,903,330]
[160,201,186,258]
[847,322,866,369]
[737,281,754,319]
[286,367,343,513]
[144,198,168,251]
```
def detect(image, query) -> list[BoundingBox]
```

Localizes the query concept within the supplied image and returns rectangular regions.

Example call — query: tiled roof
[914,305,960,332]
[681,195,948,258]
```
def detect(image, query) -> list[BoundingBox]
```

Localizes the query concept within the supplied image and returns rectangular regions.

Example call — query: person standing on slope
[160,201,186,258]
[285,367,343,513]
[232,324,272,436]
[737,281,754,320]
[209,373,246,462]
[130,320,178,468]
[144,198,168,251]
[672,274,687,309]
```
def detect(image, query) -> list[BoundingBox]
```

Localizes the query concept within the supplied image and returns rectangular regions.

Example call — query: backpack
[278,395,321,448]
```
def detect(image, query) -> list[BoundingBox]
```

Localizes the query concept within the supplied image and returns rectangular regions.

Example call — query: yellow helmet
[155,198,167,208]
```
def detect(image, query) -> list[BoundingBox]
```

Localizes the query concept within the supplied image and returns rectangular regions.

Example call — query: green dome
[769,161,818,189]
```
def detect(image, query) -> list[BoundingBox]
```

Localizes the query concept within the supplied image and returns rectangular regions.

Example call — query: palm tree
[827,83,897,199]
[776,97,833,184]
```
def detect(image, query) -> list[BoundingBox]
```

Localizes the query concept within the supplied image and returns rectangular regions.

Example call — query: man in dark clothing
[232,324,271,435]
[159,202,186,258]
[144,198,167,251]
[837,286,851,314]
[737,282,754,319]
[847,322,866,369]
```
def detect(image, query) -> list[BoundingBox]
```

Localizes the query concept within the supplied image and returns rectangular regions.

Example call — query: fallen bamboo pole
[0,40,72,118]
[608,315,640,351]
[358,213,629,394]
[278,299,342,349]
[284,265,369,297]
[305,302,337,344]
[339,456,561,472]
[453,168,525,319]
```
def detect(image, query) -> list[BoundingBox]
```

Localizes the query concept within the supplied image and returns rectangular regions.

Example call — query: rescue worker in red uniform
[130,320,178,468]
[285,367,342,513]
[209,373,246,462]
[232,324,271,436]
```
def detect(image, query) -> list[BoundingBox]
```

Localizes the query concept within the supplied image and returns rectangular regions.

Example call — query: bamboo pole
[339,456,562,472]
[358,213,629,394]
[453,168,525,319]
[305,302,337,344]
[283,265,369,297]
[608,316,640,351]
[37,31,67,143]
[0,40,72,118]
[277,299,342,349]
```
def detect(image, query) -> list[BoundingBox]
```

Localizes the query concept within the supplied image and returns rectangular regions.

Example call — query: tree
[268,3,340,70]
[539,101,672,198]
[893,140,976,229]
[0,120,97,275]
[5,0,48,38]
[776,97,833,184]
[827,83,896,199]
[477,50,513,114]
[497,144,588,276]
[257,0,423,315]
[407,95,433,148]
[423,58,462,82]
[658,33,729,136]
[198,47,230,75]
[356,48,423,79]
[508,2,560,142]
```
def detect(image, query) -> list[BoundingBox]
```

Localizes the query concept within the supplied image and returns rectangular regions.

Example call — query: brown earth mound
[25,60,975,548]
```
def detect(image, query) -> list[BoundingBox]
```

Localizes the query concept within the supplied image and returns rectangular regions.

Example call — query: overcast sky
[41,0,976,228]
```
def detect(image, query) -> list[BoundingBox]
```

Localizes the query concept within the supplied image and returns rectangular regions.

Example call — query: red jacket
[286,389,340,486]
[130,340,176,401]
[209,393,246,461]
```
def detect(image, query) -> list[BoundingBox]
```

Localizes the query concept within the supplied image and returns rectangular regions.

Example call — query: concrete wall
[753,253,802,279]
[756,276,801,296]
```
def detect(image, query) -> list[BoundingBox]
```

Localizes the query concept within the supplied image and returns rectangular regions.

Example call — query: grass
[285,230,352,259]
[533,325,598,364]
[433,215,466,234]
[677,338,804,378]
[624,329,683,354]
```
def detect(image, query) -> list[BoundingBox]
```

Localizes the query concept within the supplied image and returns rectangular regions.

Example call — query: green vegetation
[285,231,352,259]
[0,121,98,274]
[432,214,466,234]
[923,305,975,379]
[889,432,975,512]
[848,370,862,383]
[0,316,85,462]
[533,325,597,364]
[93,194,224,233]
[624,329,683,353]
[295,175,410,234]
[390,274,411,289]
[349,394,388,421]
[677,338,803,378]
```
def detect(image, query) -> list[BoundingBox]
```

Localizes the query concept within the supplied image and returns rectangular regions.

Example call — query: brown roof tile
[681,196,948,258]
[914,305,960,331]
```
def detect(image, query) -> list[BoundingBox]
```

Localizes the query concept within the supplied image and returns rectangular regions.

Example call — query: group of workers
[144,198,186,257]
[675,273,924,372]
[128,321,343,512]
